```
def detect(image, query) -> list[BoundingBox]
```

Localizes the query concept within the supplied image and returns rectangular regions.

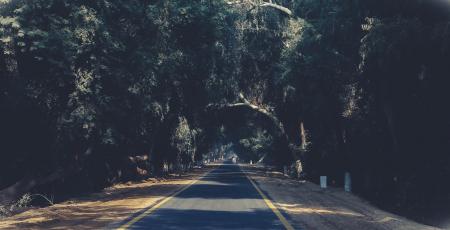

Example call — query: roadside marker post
[345,172,351,192]
[320,176,327,188]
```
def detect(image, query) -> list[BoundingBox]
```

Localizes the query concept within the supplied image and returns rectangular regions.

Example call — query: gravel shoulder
[0,166,214,230]
[243,164,439,230]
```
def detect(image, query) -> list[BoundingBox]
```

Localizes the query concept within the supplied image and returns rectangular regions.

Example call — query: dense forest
[1,0,450,226]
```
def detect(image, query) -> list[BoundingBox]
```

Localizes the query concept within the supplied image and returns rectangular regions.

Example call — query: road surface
[119,163,293,230]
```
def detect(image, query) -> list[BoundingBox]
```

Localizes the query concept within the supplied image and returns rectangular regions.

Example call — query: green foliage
[1,1,450,223]
[171,116,196,166]
[238,129,273,161]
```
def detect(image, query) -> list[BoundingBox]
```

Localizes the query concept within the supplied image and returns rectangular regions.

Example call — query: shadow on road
[131,208,284,230]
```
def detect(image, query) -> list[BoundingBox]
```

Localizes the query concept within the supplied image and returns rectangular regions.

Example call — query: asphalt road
[124,163,290,230]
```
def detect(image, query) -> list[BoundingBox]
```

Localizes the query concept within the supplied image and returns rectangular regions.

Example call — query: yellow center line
[243,167,295,230]
[117,165,294,230]
[116,169,212,230]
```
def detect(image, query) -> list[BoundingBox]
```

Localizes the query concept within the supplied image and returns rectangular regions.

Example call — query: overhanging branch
[206,93,288,146]
[206,95,299,161]
[226,0,293,17]
[260,2,292,16]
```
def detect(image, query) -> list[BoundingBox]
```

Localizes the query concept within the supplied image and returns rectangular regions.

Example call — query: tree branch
[226,0,293,17]
[260,2,292,16]
[207,93,287,141]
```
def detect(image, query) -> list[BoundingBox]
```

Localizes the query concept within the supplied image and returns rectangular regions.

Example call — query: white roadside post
[283,166,288,176]
[320,176,327,189]
[345,172,352,192]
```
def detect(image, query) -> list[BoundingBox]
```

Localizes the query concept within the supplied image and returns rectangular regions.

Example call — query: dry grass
[0,167,213,230]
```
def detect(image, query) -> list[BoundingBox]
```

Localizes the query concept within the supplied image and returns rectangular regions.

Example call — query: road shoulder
[0,166,214,230]
[242,164,438,230]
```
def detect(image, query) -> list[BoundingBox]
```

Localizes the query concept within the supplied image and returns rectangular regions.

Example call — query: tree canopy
[1,0,450,225]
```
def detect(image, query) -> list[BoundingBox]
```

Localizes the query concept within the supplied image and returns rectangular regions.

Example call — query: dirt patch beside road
[0,166,214,230]
[243,164,439,230]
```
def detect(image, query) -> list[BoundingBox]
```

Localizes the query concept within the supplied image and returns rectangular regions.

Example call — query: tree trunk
[300,121,307,149]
